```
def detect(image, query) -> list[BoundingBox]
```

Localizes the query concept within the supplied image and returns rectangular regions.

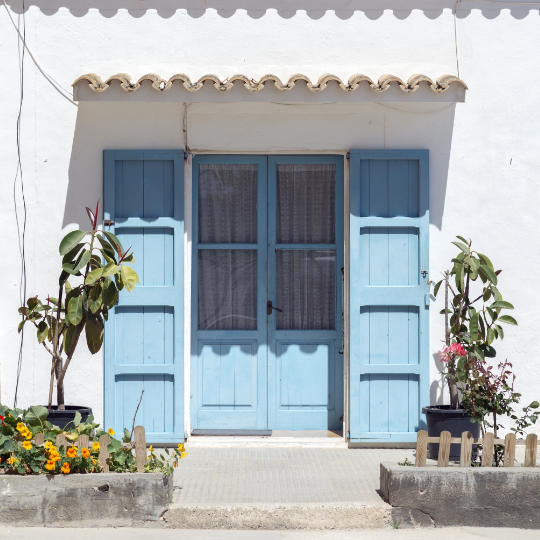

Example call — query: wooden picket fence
[33,425,148,472]
[415,430,538,467]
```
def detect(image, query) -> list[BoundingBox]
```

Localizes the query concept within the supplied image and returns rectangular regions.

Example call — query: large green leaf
[103,231,122,257]
[97,234,116,260]
[491,300,514,310]
[62,242,85,264]
[85,267,104,285]
[86,315,104,354]
[63,323,81,356]
[481,264,498,285]
[469,310,479,339]
[102,262,119,278]
[59,230,86,256]
[499,315,518,326]
[452,240,469,253]
[37,321,48,343]
[120,265,139,292]
[433,280,442,297]
[26,405,49,423]
[102,279,118,307]
[88,284,103,314]
[63,250,91,275]
[67,295,84,325]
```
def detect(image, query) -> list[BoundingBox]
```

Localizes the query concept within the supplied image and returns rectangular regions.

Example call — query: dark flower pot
[422,405,480,461]
[46,406,93,430]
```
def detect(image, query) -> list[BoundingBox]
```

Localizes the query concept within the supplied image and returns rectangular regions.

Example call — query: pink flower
[450,342,466,357]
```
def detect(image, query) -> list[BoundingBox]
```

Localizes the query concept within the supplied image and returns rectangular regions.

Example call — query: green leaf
[107,438,122,452]
[102,262,119,278]
[480,264,498,285]
[85,267,104,285]
[67,295,84,325]
[37,321,48,343]
[120,265,139,292]
[103,231,122,257]
[452,240,469,253]
[433,280,442,297]
[65,280,72,295]
[477,252,494,270]
[85,315,104,354]
[491,300,514,310]
[27,405,49,422]
[469,311,479,339]
[62,242,85,264]
[63,323,81,356]
[73,411,82,427]
[456,235,469,245]
[495,324,504,339]
[487,327,495,345]
[18,319,26,333]
[97,235,116,259]
[102,279,118,307]
[498,315,518,326]
[529,401,539,409]
[63,250,91,275]
[123,428,131,443]
[59,230,86,256]
[88,284,102,314]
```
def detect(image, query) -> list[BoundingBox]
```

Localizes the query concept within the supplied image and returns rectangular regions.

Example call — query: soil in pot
[422,405,480,461]
[46,406,93,430]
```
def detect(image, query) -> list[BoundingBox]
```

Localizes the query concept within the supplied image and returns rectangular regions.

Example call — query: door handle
[267,301,283,315]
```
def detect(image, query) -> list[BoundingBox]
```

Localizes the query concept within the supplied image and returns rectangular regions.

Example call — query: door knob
[267,301,283,315]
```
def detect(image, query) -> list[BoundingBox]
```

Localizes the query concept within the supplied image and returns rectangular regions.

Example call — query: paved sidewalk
[2,528,540,539]
[166,446,416,528]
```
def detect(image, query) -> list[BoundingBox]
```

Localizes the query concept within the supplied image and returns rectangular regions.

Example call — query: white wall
[1,1,539,434]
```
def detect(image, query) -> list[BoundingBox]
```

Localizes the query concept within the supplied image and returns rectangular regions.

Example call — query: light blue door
[103,150,185,443]
[192,155,344,431]
[349,150,429,442]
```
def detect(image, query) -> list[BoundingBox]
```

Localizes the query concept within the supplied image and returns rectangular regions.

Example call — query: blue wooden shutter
[103,150,184,443]
[349,150,429,442]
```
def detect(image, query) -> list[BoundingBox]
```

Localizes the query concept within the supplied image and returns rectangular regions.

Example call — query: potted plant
[17,202,139,428]
[424,236,518,458]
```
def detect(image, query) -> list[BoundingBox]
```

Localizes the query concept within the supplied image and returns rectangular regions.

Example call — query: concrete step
[186,436,347,448]
[163,503,390,529]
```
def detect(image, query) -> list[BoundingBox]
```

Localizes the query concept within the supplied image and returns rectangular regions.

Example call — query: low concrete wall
[380,463,540,528]
[0,473,172,526]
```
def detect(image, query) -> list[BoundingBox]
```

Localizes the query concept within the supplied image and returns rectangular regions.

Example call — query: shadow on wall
[6,0,539,19]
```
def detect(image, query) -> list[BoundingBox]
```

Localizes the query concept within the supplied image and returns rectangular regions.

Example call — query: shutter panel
[103,150,185,443]
[349,150,429,442]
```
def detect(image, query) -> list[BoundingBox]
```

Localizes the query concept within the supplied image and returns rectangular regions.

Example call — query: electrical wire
[12,0,27,408]
[1,0,78,107]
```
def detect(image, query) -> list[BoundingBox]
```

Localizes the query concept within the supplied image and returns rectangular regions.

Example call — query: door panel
[103,150,184,443]
[267,156,344,431]
[192,155,268,430]
[349,150,429,442]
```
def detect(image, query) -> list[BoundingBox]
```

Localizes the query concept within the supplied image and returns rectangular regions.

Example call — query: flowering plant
[0,405,186,475]
[433,237,539,435]
[17,202,139,410]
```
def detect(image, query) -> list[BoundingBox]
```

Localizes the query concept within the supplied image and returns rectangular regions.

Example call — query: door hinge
[103,219,115,227]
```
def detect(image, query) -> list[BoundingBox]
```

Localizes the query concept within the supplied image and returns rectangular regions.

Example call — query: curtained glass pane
[276,164,335,244]
[276,250,335,330]
[198,163,257,243]
[198,250,257,330]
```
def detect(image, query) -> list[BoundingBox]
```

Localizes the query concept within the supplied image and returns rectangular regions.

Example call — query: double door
[191,155,344,431]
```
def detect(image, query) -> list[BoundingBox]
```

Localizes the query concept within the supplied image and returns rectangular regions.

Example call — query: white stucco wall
[1,1,539,435]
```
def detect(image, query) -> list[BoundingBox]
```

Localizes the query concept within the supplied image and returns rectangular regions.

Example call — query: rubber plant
[432,236,517,409]
[18,202,139,410]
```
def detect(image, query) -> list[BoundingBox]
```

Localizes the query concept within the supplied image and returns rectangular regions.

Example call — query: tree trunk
[55,360,65,410]
[448,376,459,409]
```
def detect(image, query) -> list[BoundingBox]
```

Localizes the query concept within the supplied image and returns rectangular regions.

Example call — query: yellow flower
[24,430,33,440]
[177,443,185,452]
[181,452,188,459]
[148,445,154,453]
[16,422,26,432]
[81,448,90,459]
[107,428,115,436]
[91,458,97,465]
[45,460,55,472]
[7,456,17,465]
[66,446,78,458]
[50,453,61,463]
[92,441,100,452]
[22,441,32,450]
[44,441,53,450]
[61,462,70,474]
[173,460,178,468]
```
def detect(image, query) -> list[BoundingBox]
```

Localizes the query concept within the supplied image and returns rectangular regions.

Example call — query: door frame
[190,154,345,432]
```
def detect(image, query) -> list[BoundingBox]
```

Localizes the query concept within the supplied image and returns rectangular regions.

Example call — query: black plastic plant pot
[422,405,480,461]
[46,406,93,430]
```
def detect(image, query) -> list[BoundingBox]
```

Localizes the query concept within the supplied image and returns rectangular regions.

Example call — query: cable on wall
[11,0,27,408]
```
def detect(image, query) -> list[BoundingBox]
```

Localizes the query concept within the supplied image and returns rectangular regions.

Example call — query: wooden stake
[481,432,495,467]
[437,431,451,467]
[77,434,89,449]
[524,434,538,467]
[134,425,146,472]
[459,431,472,467]
[98,434,111,472]
[415,430,427,466]
[503,433,516,467]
